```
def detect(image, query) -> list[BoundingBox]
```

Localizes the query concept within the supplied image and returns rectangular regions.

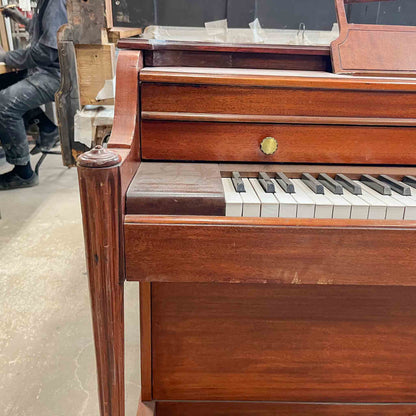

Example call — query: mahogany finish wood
[124,216,416,286]
[126,163,225,215]
[78,159,125,416]
[155,402,416,416]
[119,38,330,55]
[139,67,416,90]
[145,50,331,71]
[331,0,416,76]
[142,111,416,127]
[77,35,416,416]
[152,283,416,401]
[141,83,416,118]
[77,50,142,416]
[141,121,416,165]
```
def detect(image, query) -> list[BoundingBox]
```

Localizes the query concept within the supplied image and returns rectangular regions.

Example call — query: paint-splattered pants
[0,71,60,165]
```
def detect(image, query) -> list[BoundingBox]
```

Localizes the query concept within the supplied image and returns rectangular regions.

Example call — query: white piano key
[354,181,386,219]
[222,178,242,217]
[271,179,297,218]
[290,180,315,218]
[241,178,261,217]
[250,179,279,217]
[389,190,416,220]
[322,188,352,219]
[359,182,405,220]
[293,179,332,218]
[340,189,370,219]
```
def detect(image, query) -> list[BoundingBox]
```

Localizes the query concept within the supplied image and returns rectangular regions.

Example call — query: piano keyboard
[222,173,416,220]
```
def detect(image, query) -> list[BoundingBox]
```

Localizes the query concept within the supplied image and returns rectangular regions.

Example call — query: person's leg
[0,71,60,190]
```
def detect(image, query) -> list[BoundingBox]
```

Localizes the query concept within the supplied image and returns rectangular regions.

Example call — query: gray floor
[0,153,141,415]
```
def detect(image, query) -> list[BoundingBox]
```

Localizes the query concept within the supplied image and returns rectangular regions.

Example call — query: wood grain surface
[141,83,416,118]
[141,121,416,165]
[144,50,331,71]
[152,283,416,401]
[126,163,225,215]
[77,50,143,416]
[124,216,416,286]
[331,0,416,77]
[119,38,330,55]
[139,68,416,90]
[155,401,416,415]
[78,163,125,416]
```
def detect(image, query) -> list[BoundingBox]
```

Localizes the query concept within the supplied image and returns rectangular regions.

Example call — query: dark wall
[113,0,416,30]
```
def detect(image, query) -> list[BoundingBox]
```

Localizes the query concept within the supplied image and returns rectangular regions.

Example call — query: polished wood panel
[108,51,142,150]
[141,121,416,165]
[331,0,416,77]
[155,401,416,416]
[142,111,416,127]
[124,216,416,286]
[144,50,331,71]
[152,283,416,401]
[126,163,225,215]
[139,68,416,90]
[141,84,416,119]
[119,38,330,55]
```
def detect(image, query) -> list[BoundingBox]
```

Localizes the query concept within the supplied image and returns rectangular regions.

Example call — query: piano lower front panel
[125,216,416,286]
[154,402,416,415]
[151,282,416,402]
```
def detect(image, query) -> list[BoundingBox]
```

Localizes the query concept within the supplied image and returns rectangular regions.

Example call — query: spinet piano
[77,1,416,415]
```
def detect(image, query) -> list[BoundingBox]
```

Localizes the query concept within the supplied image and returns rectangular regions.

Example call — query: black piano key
[360,174,391,196]
[402,175,416,189]
[232,171,245,192]
[378,174,411,196]
[275,172,295,193]
[301,173,324,194]
[318,173,343,195]
[258,172,275,193]
[335,174,362,195]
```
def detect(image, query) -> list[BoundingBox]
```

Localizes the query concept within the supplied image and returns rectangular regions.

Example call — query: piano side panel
[141,120,416,165]
[124,218,416,286]
[151,283,416,402]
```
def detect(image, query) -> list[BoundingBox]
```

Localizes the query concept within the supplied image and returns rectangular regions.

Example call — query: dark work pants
[0,71,60,165]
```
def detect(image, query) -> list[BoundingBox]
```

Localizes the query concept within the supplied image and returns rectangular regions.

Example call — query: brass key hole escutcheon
[260,137,278,155]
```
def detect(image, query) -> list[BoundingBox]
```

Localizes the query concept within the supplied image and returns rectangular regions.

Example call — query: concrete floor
[0,153,141,415]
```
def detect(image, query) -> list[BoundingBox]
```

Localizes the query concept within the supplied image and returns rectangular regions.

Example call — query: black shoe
[0,170,39,190]
[40,127,59,151]
[30,127,59,155]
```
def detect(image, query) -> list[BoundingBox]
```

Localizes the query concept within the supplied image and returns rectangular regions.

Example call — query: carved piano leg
[78,146,124,416]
